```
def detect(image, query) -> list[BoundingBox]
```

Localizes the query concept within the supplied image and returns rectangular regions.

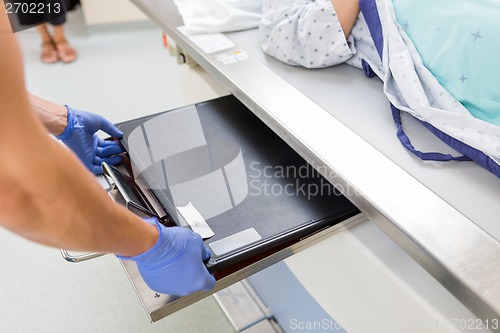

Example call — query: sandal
[54,38,77,63]
[41,41,58,64]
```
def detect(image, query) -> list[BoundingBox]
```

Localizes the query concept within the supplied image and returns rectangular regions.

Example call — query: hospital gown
[259,0,384,78]
[260,0,500,172]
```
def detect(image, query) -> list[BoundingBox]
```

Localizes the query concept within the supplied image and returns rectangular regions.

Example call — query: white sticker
[216,49,248,65]
[177,26,235,54]
[177,202,215,239]
[209,228,262,256]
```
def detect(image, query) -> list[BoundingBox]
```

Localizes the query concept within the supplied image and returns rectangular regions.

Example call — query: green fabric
[392,0,500,125]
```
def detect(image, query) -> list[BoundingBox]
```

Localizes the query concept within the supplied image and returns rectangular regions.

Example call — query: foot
[54,38,77,63]
[41,40,58,64]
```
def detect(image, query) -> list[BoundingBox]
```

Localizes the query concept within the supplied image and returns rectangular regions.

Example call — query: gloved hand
[119,218,216,296]
[56,105,124,174]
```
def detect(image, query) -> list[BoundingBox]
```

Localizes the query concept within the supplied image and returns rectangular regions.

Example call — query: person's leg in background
[43,7,77,64]
[37,23,58,63]
[51,0,80,63]
[18,0,78,64]
[51,19,77,63]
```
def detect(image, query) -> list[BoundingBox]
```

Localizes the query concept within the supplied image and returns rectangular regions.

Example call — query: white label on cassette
[208,228,262,256]
[177,202,215,239]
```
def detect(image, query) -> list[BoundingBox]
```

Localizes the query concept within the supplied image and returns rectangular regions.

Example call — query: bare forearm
[1,130,157,256]
[0,12,157,257]
[29,93,68,136]
[330,0,360,37]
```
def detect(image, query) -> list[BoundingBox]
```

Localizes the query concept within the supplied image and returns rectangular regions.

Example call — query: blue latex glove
[56,105,124,174]
[118,218,216,296]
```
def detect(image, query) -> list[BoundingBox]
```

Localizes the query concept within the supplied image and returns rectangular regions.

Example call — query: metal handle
[60,162,157,263]
[60,249,105,263]
[60,168,116,263]
[60,162,163,263]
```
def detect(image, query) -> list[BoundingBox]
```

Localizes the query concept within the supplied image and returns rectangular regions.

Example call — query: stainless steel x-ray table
[125,0,500,326]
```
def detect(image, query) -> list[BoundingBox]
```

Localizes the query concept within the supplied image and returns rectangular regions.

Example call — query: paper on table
[177,202,215,239]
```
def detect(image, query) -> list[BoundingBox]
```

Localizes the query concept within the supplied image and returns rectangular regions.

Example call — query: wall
[80,0,148,25]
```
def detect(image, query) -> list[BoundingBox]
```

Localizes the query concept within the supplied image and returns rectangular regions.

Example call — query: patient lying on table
[259,0,500,178]
[260,0,383,77]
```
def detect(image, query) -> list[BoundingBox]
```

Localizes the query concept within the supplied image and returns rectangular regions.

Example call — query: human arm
[259,0,360,69]
[0,14,154,256]
[330,0,360,38]
[0,12,214,295]
[28,93,125,174]
[28,93,68,135]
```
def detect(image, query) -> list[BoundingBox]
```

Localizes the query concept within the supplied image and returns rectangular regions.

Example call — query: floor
[0,8,236,333]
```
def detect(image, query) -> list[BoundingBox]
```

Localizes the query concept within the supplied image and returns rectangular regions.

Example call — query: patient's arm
[331,0,360,37]
[259,0,360,69]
